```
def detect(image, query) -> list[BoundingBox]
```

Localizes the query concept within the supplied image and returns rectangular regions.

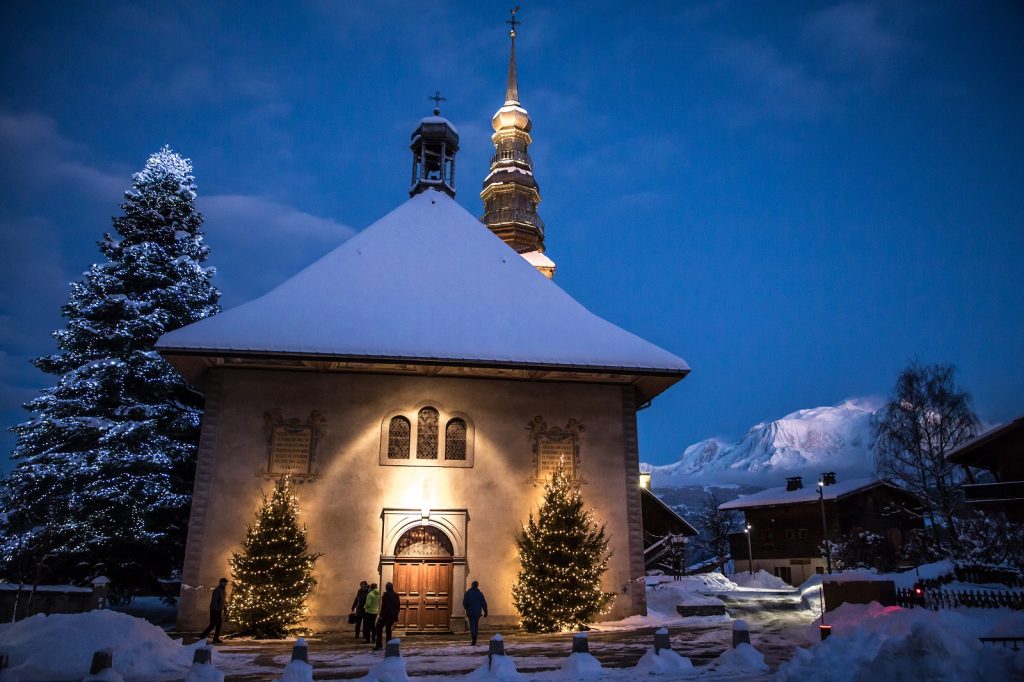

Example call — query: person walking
[462,580,488,645]
[374,582,401,650]
[199,578,229,644]
[350,581,370,638]
[362,582,381,645]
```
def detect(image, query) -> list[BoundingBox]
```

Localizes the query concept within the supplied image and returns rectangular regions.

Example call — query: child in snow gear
[375,582,401,650]
[363,582,381,644]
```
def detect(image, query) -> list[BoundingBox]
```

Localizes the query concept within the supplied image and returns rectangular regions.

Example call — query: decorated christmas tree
[512,459,614,632]
[0,147,220,596]
[229,476,322,638]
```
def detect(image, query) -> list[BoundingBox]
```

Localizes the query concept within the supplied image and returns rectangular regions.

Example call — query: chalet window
[785,529,795,540]
[380,406,474,468]
[417,407,439,459]
[761,530,774,547]
[445,418,467,460]
[387,416,411,459]
[798,528,808,540]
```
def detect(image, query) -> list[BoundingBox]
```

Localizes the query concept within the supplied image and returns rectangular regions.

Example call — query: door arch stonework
[379,509,469,633]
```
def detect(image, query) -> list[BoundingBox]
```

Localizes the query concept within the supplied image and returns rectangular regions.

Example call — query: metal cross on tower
[428,90,446,115]
[507,6,521,35]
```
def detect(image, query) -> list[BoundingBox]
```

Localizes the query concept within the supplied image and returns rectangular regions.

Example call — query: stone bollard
[488,634,506,657]
[654,628,671,655]
[192,648,212,665]
[731,620,750,648]
[291,638,308,663]
[572,633,589,654]
[384,638,401,658]
[89,650,113,675]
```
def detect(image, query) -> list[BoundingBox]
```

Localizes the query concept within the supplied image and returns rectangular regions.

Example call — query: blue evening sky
[1,1,1022,468]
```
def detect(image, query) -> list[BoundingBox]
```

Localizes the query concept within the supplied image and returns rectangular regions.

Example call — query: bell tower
[410,91,460,199]
[481,8,555,278]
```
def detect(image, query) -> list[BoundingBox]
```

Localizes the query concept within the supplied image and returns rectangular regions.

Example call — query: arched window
[387,416,411,459]
[445,418,467,461]
[417,407,439,459]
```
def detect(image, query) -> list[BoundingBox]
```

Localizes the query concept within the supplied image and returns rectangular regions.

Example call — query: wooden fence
[895,587,1024,610]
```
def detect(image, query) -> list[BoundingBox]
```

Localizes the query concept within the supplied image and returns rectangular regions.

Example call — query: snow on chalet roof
[718,477,895,510]
[157,190,689,377]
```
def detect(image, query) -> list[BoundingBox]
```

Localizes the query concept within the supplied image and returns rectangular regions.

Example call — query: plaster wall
[177,368,644,631]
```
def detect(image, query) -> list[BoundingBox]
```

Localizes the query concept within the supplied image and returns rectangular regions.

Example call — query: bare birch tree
[875,362,979,551]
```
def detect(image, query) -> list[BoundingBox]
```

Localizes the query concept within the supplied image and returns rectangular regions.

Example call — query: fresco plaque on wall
[263,410,327,480]
[527,416,584,481]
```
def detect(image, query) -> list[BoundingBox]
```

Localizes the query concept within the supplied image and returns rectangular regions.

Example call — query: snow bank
[732,569,791,589]
[712,642,768,673]
[0,610,196,680]
[554,652,603,679]
[778,601,1024,681]
[185,658,224,682]
[598,574,732,629]
[633,640,694,676]
[465,654,522,680]
[359,640,409,682]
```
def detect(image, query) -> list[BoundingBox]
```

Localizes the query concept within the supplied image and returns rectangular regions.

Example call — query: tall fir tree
[512,460,614,632]
[229,476,322,638]
[0,147,220,597]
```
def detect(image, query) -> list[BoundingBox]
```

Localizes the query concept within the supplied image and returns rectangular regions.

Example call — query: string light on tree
[512,458,614,632]
[229,475,322,638]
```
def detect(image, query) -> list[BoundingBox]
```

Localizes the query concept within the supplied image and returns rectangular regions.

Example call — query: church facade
[159,23,689,633]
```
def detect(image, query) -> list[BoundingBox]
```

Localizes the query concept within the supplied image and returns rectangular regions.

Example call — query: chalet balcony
[963,480,1024,504]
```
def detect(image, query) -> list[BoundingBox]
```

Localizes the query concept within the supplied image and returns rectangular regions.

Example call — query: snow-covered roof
[418,115,459,136]
[718,477,904,511]
[157,190,689,391]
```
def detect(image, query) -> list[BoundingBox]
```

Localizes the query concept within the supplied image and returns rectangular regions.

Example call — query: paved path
[185,598,813,681]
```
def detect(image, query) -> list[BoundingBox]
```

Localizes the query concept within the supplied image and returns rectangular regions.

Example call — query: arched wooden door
[393,525,453,632]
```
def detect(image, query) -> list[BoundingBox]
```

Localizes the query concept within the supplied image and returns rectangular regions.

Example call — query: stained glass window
[417,407,439,459]
[445,418,467,460]
[387,416,411,459]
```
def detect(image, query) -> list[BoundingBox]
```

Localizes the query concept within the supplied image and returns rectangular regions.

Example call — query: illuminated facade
[159,20,689,633]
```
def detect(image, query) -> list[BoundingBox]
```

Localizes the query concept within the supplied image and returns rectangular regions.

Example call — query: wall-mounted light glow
[638,472,651,490]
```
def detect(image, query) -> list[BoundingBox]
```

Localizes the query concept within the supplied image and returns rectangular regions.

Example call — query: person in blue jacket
[462,580,488,645]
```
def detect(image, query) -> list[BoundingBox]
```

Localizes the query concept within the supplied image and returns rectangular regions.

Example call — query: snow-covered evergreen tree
[512,460,614,632]
[0,147,220,597]
[229,476,322,638]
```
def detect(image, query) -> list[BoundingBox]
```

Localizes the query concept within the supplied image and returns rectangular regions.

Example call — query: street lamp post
[744,523,753,575]
[818,478,832,575]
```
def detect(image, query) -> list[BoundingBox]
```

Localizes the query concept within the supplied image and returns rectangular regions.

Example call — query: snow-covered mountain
[647,398,883,488]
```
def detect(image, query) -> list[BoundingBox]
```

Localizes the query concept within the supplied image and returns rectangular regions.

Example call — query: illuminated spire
[481,7,554,277]
[506,7,521,105]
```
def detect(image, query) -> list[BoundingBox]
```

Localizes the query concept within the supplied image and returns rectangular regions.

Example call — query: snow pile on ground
[632,629,694,676]
[359,639,409,682]
[778,601,1024,681]
[731,569,791,589]
[185,655,224,682]
[280,639,313,682]
[465,635,521,681]
[599,574,732,630]
[712,642,769,673]
[0,610,196,680]
[555,652,603,679]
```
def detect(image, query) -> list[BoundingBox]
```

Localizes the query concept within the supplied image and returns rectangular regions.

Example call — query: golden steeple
[481,7,554,278]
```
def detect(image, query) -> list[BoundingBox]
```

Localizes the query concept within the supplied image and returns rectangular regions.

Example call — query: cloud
[0,111,125,201]
[803,2,909,81]
[199,194,356,305]
[708,38,832,125]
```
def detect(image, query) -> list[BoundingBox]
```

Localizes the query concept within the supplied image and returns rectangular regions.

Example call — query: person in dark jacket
[462,580,488,645]
[350,581,370,638]
[200,578,229,643]
[374,582,402,650]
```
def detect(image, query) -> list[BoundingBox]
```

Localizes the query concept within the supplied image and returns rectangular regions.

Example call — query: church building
[158,20,690,632]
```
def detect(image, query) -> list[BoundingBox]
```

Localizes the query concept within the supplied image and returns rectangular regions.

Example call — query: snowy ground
[2,567,1022,681]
